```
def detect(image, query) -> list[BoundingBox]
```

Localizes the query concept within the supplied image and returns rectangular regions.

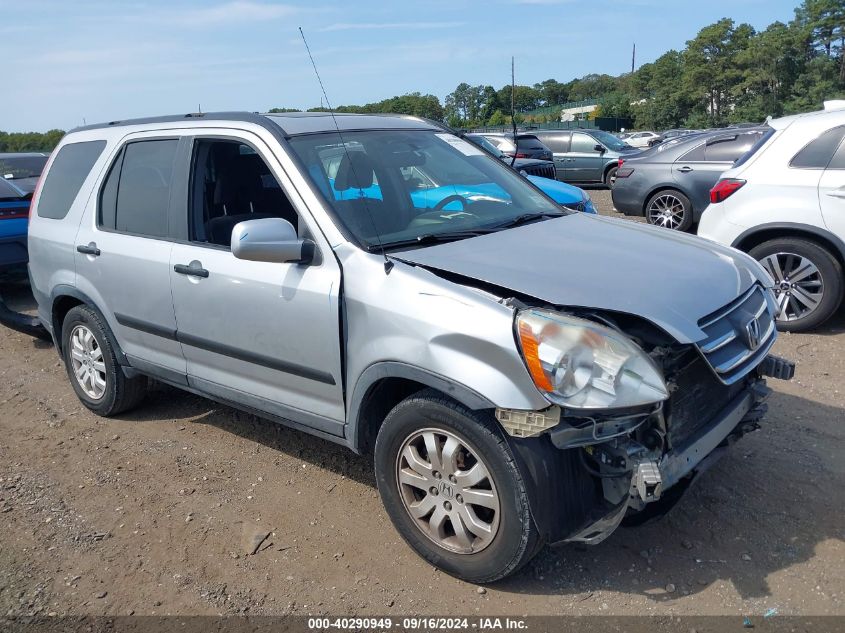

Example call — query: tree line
[282,0,845,130]
[3,0,842,151]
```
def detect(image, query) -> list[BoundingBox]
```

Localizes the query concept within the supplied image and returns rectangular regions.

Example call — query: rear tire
[374,389,541,583]
[749,238,843,332]
[604,166,618,188]
[61,305,148,416]
[645,189,693,232]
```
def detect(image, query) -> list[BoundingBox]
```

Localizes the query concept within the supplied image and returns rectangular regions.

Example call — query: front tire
[374,389,541,583]
[645,190,693,232]
[749,238,843,332]
[61,305,148,416]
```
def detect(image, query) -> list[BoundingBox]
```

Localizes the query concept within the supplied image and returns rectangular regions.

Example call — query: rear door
[74,134,188,378]
[537,133,570,180]
[819,129,845,238]
[566,132,604,182]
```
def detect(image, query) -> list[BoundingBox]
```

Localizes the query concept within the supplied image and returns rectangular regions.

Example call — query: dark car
[476,132,553,161]
[465,134,556,180]
[611,128,769,231]
[529,129,640,187]
[0,153,49,194]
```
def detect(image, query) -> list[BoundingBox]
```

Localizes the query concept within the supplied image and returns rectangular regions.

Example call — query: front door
[168,132,345,431]
[540,132,570,180]
[566,132,605,182]
[74,135,187,377]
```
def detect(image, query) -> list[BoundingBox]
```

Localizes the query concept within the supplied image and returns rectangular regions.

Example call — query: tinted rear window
[733,128,774,168]
[790,125,845,169]
[36,141,106,219]
[705,133,763,162]
[516,135,545,150]
[99,139,178,238]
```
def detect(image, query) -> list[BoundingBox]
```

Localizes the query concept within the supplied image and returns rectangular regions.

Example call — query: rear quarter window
[790,125,845,169]
[36,140,106,219]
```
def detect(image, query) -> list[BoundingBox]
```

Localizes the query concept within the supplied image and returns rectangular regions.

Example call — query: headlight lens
[516,309,669,410]
[519,169,528,176]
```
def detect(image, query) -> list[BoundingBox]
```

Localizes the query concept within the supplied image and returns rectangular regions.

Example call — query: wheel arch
[731,223,845,274]
[642,185,693,216]
[347,362,496,455]
[50,285,128,365]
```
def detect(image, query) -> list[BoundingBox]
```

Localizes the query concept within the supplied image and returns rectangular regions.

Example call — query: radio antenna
[510,56,517,168]
[298,27,393,274]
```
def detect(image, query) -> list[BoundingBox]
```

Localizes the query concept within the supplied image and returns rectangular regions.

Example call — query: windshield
[590,130,628,151]
[287,130,563,250]
[0,155,48,180]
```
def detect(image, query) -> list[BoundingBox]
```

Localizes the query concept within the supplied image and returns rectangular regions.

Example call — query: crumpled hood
[393,213,772,343]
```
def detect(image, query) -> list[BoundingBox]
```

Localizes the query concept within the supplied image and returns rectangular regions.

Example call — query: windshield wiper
[487,211,566,231]
[375,230,488,252]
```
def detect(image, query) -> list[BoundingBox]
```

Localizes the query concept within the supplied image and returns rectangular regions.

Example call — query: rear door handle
[174,261,209,278]
[76,242,100,256]
[826,188,845,199]
[677,166,694,173]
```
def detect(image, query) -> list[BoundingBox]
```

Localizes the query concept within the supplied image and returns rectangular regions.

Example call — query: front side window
[187,139,300,248]
[570,133,598,153]
[287,130,562,250]
[590,130,627,151]
[99,139,178,238]
[790,126,845,169]
[37,141,106,219]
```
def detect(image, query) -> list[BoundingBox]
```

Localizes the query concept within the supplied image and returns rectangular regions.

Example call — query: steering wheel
[433,194,469,212]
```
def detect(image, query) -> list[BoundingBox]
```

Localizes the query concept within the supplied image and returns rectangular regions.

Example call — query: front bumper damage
[498,354,794,546]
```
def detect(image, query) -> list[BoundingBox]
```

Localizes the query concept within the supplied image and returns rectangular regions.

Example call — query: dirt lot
[1,194,843,619]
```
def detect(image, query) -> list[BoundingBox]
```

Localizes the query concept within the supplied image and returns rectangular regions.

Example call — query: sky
[1,0,800,132]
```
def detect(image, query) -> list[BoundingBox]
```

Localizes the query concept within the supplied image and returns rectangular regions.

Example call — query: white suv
[699,101,845,331]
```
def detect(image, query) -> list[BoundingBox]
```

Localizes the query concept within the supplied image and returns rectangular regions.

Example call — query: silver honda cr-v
[21,112,794,583]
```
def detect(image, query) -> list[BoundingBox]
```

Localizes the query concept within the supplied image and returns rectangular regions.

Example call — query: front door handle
[677,166,694,173]
[76,242,100,256]
[174,261,209,278]
[826,188,845,199]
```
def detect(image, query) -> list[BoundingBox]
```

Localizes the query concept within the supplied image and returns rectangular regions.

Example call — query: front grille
[523,163,557,180]
[665,353,746,449]
[696,284,775,385]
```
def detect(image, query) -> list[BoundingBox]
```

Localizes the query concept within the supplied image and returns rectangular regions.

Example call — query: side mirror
[231,217,315,265]
[594,144,606,153]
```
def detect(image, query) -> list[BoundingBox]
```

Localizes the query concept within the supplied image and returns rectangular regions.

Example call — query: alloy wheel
[69,325,107,400]
[646,194,687,230]
[759,252,824,322]
[395,428,500,554]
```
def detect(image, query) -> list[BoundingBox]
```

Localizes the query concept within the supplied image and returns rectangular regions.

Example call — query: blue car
[0,178,32,272]
[0,153,49,273]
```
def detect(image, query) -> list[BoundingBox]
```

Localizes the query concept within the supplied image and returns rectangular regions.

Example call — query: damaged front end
[497,286,794,546]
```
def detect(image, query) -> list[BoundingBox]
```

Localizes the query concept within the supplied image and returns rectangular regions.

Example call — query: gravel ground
[0,192,843,619]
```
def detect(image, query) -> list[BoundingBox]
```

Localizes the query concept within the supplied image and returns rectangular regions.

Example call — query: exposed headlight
[515,309,668,410]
